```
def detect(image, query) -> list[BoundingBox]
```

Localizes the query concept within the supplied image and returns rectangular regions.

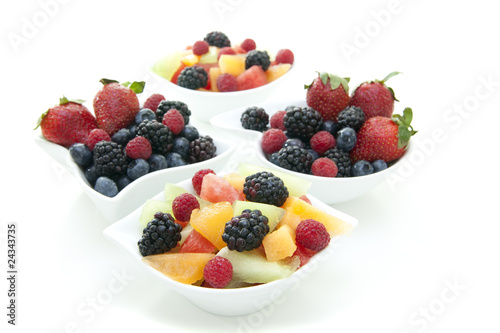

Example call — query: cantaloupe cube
[180,53,201,66]
[222,172,245,192]
[266,63,292,82]
[263,225,297,261]
[189,201,233,250]
[219,54,246,77]
[142,252,215,284]
[276,209,302,231]
[209,67,222,92]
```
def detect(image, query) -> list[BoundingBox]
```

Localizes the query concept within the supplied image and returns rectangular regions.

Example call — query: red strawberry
[36,97,97,148]
[93,78,144,136]
[350,107,417,163]
[349,71,400,119]
[305,72,350,122]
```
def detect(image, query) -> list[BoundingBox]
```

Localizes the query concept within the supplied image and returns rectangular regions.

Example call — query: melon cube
[219,54,246,77]
[189,201,233,250]
[181,53,201,66]
[266,63,292,82]
[151,51,183,81]
[200,173,244,204]
[209,67,222,92]
[139,199,172,228]
[199,46,219,64]
[142,252,215,284]
[232,200,285,232]
[276,209,302,231]
[262,225,297,261]
[236,65,268,90]
[222,172,245,192]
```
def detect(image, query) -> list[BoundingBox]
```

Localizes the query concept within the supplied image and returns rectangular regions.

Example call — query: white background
[1,0,500,332]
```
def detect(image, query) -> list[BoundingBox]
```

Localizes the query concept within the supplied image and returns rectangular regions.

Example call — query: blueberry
[111,128,134,146]
[148,154,168,172]
[85,165,99,185]
[94,176,119,197]
[115,174,132,191]
[269,152,280,166]
[372,159,388,172]
[135,108,156,125]
[336,127,357,152]
[321,120,340,136]
[166,152,187,167]
[127,158,150,180]
[306,149,319,162]
[69,143,92,167]
[180,125,199,141]
[352,160,374,177]
[128,124,137,137]
[283,138,305,149]
[172,137,190,160]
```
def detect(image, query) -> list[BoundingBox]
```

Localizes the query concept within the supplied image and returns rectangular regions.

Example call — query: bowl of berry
[103,165,357,316]
[211,71,417,204]
[148,31,295,123]
[34,79,236,223]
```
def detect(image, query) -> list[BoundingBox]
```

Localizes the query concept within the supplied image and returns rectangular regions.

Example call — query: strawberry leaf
[381,71,401,83]
[127,81,146,94]
[392,107,417,149]
[34,110,48,130]
[59,96,85,105]
[318,72,350,94]
[99,78,119,85]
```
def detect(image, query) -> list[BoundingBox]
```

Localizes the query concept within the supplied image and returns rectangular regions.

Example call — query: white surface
[1,1,499,332]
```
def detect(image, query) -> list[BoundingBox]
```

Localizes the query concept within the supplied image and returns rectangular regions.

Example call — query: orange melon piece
[209,67,222,92]
[189,201,233,250]
[277,209,302,231]
[142,253,215,284]
[282,196,352,236]
[181,53,200,66]
[222,172,245,192]
[266,63,292,82]
[219,54,246,77]
[263,225,297,261]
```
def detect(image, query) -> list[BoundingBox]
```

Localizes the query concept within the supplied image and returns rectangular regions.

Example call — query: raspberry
[261,128,287,155]
[275,49,294,65]
[192,40,209,55]
[125,136,152,160]
[143,93,165,112]
[217,46,236,61]
[86,128,111,150]
[192,169,215,195]
[172,193,200,222]
[217,73,238,92]
[240,38,256,52]
[162,109,185,135]
[203,256,233,288]
[311,157,338,177]
[295,219,330,251]
[310,131,336,155]
[270,110,286,131]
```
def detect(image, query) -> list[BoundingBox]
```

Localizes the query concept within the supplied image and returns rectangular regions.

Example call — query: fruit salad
[137,164,353,288]
[151,31,294,92]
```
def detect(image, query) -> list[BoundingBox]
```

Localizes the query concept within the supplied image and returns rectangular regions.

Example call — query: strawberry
[350,107,417,163]
[305,72,350,122]
[36,97,97,148]
[349,71,400,119]
[93,78,145,136]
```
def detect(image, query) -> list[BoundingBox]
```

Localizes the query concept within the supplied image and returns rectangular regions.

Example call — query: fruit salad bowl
[103,168,358,316]
[34,131,236,223]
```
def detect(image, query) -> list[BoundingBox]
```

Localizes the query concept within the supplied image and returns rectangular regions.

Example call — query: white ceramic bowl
[34,131,236,223]
[211,99,414,204]
[103,172,358,316]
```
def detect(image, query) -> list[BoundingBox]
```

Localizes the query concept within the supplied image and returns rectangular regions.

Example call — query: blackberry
[204,31,231,48]
[277,145,313,174]
[245,50,271,71]
[177,66,208,90]
[188,135,217,163]
[222,209,270,252]
[156,100,191,125]
[324,147,352,177]
[136,120,173,155]
[283,106,324,141]
[241,106,269,132]
[337,106,365,131]
[243,171,289,207]
[93,141,128,177]
[138,212,182,257]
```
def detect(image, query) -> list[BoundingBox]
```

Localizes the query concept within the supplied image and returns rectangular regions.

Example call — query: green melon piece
[164,182,211,209]
[232,200,285,232]
[151,51,183,80]
[237,163,311,198]
[139,199,173,228]
[217,247,297,284]
[199,46,218,64]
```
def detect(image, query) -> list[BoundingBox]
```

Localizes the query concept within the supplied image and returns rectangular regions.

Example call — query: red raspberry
[275,49,294,65]
[192,40,209,56]
[192,169,215,195]
[311,157,338,177]
[162,109,184,135]
[240,38,256,52]
[86,128,111,150]
[299,195,312,205]
[143,93,165,112]
[217,73,238,92]
[270,110,286,131]
[203,256,233,288]
[295,219,331,252]
[261,128,287,155]
[217,46,236,60]
[310,131,335,155]
[125,136,152,160]
[172,193,200,222]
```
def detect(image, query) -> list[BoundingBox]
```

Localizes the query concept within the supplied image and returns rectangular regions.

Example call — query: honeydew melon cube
[232,200,285,232]
[199,46,219,64]
[139,199,173,228]
[151,51,183,81]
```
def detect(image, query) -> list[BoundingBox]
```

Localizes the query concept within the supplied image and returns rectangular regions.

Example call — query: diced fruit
[277,209,302,231]
[292,243,317,267]
[236,65,268,90]
[199,46,219,64]
[189,201,234,250]
[151,51,183,81]
[139,199,172,228]
[222,172,245,192]
[232,200,285,232]
[217,247,297,284]
[181,53,201,66]
[262,225,297,261]
[142,253,215,284]
[179,229,217,254]
[164,183,188,203]
[218,54,246,77]
[209,67,222,92]
[170,62,187,84]
[199,173,245,204]
[266,63,292,82]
